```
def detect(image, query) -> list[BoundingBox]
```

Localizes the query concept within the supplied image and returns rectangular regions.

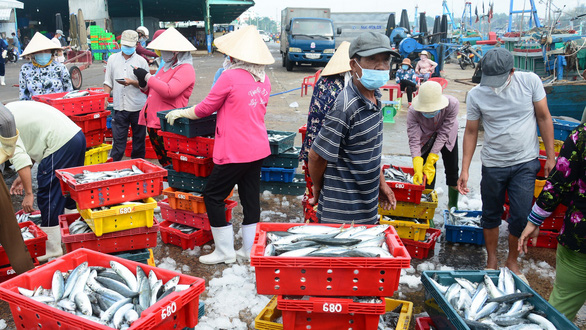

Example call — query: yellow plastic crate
[378,189,438,220]
[147,248,155,267]
[535,179,546,198]
[539,137,563,153]
[79,197,157,237]
[84,143,112,165]
[380,214,430,241]
[385,298,413,330]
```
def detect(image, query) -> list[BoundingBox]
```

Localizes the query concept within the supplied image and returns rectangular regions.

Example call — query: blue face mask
[354,59,389,91]
[34,53,52,66]
[57,35,62,40]
[121,45,135,55]
[422,110,440,118]
[402,65,409,70]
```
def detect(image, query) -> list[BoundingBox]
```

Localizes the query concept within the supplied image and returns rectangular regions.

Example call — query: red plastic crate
[540,204,566,231]
[86,87,112,103]
[69,110,110,134]
[168,152,214,177]
[55,159,167,209]
[250,222,411,296]
[537,149,559,177]
[383,165,426,204]
[0,258,39,283]
[298,124,307,142]
[32,90,109,116]
[159,130,215,157]
[0,222,47,267]
[277,295,386,329]
[158,199,237,231]
[159,220,213,250]
[532,230,559,249]
[125,138,158,159]
[84,129,105,148]
[0,248,205,329]
[416,316,436,330]
[401,228,441,259]
[59,213,160,253]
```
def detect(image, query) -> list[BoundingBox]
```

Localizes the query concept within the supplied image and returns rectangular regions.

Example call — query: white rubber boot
[236,223,257,260]
[199,225,236,265]
[0,76,5,86]
[38,226,63,262]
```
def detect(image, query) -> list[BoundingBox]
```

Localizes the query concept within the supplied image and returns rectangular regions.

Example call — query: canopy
[0,0,23,10]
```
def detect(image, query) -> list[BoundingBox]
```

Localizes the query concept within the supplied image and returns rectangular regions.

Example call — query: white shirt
[103,52,149,111]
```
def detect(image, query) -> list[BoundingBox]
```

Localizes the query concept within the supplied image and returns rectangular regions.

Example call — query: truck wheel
[282,54,286,67]
[285,56,294,72]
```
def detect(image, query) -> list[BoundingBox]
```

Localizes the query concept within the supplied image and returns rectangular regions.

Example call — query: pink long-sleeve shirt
[193,68,271,165]
[139,63,195,129]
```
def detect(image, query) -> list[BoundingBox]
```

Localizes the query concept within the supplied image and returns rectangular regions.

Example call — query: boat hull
[544,83,586,120]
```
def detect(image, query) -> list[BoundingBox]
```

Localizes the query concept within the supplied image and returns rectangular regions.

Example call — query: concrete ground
[0,42,584,329]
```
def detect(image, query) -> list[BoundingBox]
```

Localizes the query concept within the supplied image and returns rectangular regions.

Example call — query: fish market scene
[0,0,585,329]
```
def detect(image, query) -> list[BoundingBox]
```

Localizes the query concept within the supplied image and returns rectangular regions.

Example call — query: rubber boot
[0,76,5,86]
[236,223,257,260]
[38,226,63,262]
[199,225,236,265]
[448,186,459,210]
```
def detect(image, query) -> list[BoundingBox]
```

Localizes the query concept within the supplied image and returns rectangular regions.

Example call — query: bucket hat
[21,32,61,57]
[214,25,274,65]
[146,27,196,52]
[401,58,412,68]
[321,41,351,76]
[120,30,138,47]
[420,50,430,57]
[480,47,514,87]
[412,81,449,112]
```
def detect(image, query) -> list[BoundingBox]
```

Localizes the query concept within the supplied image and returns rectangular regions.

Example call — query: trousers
[548,244,586,321]
[111,110,146,161]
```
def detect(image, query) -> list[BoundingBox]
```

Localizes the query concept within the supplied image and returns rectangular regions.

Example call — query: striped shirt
[311,80,384,224]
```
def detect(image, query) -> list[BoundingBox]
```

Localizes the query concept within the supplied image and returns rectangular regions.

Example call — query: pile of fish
[16,212,42,224]
[264,224,394,258]
[1,226,37,245]
[382,215,426,225]
[18,261,191,329]
[429,268,557,329]
[447,207,482,228]
[268,133,289,142]
[68,218,93,235]
[62,166,144,184]
[378,303,404,329]
[384,166,414,184]
[61,90,90,99]
[420,192,434,202]
[169,223,199,234]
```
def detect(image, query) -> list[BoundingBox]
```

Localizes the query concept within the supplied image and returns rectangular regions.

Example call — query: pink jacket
[139,63,195,129]
[193,68,271,165]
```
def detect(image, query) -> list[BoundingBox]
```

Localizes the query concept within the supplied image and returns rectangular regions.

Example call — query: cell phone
[115,78,126,83]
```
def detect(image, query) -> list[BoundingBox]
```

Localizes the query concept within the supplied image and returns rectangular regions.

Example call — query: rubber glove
[423,153,440,185]
[133,67,150,88]
[165,106,198,125]
[412,156,424,185]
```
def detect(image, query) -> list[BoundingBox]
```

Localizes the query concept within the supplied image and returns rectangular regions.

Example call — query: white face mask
[491,74,513,95]
[161,51,176,63]
[222,56,231,70]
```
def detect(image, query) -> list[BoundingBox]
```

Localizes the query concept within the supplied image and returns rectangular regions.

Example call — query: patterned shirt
[19,61,72,100]
[299,75,345,161]
[528,124,586,253]
[311,80,384,224]
[395,68,417,84]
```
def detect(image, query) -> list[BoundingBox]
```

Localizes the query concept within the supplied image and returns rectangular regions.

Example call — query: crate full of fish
[158,131,215,158]
[85,129,106,148]
[443,209,485,245]
[85,143,113,166]
[378,189,438,220]
[167,152,214,177]
[55,159,167,210]
[0,258,39,283]
[263,147,301,169]
[159,221,213,250]
[267,130,296,155]
[401,228,441,260]
[31,90,110,116]
[0,221,47,267]
[78,198,157,237]
[533,230,559,249]
[59,213,159,254]
[421,269,579,330]
[261,167,295,183]
[380,215,430,242]
[382,165,426,204]
[15,210,41,225]
[166,166,208,193]
[0,248,206,329]
[162,187,235,214]
[157,109,217,138]
[110,249,151,265]
[158,199,237,231]
[259,174,306,196]
[125,138,158,159]
[250,222,411,296]
[69,110,111,134]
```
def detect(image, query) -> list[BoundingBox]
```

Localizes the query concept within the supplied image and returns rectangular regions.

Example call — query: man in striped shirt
[308,32,396,224]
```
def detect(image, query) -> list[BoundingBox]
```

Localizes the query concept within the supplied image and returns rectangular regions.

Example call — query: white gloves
[165,106,198,126]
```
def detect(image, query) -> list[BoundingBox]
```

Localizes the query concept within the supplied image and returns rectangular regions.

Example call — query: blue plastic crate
[421,270,579,330]
[263,147,300,168]
[166,166,208,193]
[537,118,580,141]
[443,210,484,245]
[199,301,205,319]
[157,109,217,138]
[260,174,306,195]
[106,115,112,129]
[267,130,296,155]
[261,167,295,183]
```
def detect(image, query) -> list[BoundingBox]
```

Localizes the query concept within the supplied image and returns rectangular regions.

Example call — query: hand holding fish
[518,222,540,254]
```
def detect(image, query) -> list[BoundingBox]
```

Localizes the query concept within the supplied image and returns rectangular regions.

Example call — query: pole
[205,0,212,53]
[139,0,144,26]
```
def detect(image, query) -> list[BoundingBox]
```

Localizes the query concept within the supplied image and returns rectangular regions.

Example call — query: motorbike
[457,44,475,70]
[4,45,18,63]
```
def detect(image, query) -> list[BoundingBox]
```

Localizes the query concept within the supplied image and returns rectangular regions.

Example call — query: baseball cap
[121,30,138,47]
[349,32,393,58]
[55,29,63,35]
[480,47,514,87]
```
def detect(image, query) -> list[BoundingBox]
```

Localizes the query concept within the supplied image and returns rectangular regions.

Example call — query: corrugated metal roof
[0,8,12,21]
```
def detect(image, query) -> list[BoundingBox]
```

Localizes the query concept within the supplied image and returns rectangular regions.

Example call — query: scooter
[457,44,475,70]
[5,45,18,63]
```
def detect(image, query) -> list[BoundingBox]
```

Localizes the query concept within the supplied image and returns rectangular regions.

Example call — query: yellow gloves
[165,106,198,125]
[412,156,424,185]
[423,153,440,185]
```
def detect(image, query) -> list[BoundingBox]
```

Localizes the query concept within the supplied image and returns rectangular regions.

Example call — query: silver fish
[74,292,92,316]
[110,261,138,292]
[52,270,65,301]
[113,303,134,329]
[63,262,88,299]
[168,222,198,234]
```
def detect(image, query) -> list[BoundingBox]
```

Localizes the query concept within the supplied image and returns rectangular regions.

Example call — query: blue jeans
[480,158,540,237]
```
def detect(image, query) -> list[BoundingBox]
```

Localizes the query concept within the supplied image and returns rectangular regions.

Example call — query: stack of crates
[89,25,117,61]
[260,130,306,196]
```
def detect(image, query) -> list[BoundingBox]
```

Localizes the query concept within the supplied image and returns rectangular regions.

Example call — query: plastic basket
[158,199,237,231]
[159,220,213,250]
[162,187,206,213]
[0,258,39,283]
[298,124,307,142]
[537,118,580,141]
[147,248,156,267]
[85,129,105,148]
[167,166,208,193]
[168,153,214,177]
[539,137,564,153]
[261,167,295,183]
[537,149,559,177]
[159,131,215,157]
[55,159,167,209]
[111,248,151,264]
[0,248,205,330]
[0,221,47,267]
[250,222,411,296]
[69,110,110,134]
[267,130,296,155]
[259,174,306,196]
[263,147,300,168]
[383,165,426,204]
[157,110,217,138]
[31,90,109,116]
[533,230,559,249]
[84,143,112,165]
[401,228,441,259]
[421,270,579,330]
[534,179,546,198]
[379,189,438,220]
[415,317,436,330]
[539,204,566,231]
[79,197,157,236]
[59,213,159,253]
[384,298,413,330]
[443,210,484,245]
[380,215,430,241]
[125,138,158,159]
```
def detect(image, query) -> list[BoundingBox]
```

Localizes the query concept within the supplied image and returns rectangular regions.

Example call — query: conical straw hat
[214,25,274,65]
[146,27,196,52]
[321,41,351,76]
[21,32,62,57]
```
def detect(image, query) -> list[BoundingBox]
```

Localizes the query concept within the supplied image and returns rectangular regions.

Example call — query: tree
[245,16,278,34]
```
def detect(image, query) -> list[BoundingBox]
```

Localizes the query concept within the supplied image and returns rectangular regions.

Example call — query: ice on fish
[63,166,144,184]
